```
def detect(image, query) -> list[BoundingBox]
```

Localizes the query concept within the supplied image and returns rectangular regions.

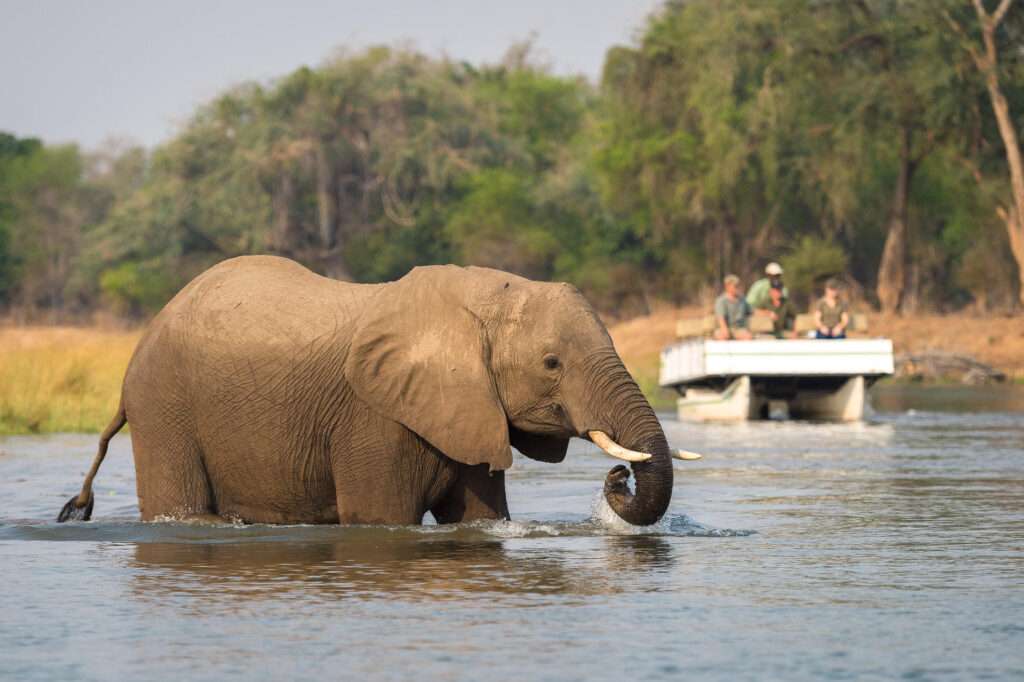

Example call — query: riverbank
[0,326,140,435]
[1,310,1021,434]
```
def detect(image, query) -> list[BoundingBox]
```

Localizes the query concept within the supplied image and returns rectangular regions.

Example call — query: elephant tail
[57,398,127,522]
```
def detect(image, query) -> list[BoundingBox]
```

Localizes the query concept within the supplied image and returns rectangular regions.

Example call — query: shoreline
[1,312,1021,435]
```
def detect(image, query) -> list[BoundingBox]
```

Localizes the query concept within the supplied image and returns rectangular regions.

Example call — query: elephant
[58,255,700,526]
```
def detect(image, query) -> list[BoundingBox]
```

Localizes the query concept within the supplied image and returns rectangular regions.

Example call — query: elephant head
[345,265,692,526]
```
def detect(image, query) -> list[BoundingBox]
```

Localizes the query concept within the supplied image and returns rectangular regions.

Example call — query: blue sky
[1,0,661,149]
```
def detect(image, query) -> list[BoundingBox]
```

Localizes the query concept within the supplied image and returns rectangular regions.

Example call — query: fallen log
[895,352,1007,385]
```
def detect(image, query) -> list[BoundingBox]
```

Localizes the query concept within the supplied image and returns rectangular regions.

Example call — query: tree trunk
[973,0,1024,304]
[1005,209,1024,304]
[269,173,294,254]
[315,144,337,250]
[985,57,1024,303]
[876,128,917,313]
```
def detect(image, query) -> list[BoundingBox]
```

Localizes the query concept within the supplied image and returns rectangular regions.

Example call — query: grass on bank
[0,327,140,435]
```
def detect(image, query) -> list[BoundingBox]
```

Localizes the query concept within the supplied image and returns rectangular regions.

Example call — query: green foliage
[781,237,850,308]
[0,220,12,302]
[0,133,44,303]
[446,169,558,278]
[98,261,175,317]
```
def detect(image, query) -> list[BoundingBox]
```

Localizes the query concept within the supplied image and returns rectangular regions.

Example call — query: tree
[594,1,820,298]
[945,0,1024,304]
[795,1,978,312]
[0,143,96,315]
[0,133,44,303]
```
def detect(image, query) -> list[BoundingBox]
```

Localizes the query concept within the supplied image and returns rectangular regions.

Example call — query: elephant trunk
[582,352,674,526]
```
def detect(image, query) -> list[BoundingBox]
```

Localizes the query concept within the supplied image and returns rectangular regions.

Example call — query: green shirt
[763,299,797,338]
[746,278,789,309]
[816,298,848,329]
[714,294,752,330]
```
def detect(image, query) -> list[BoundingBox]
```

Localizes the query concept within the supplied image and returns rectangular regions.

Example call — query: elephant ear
[509,426,569,463]
[344,267,513,472]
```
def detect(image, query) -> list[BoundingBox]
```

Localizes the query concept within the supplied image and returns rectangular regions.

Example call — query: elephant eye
[543,354,561,371]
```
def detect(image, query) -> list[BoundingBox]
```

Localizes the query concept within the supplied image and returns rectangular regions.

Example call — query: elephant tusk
[674,449,703,461]
[587,430,652,462]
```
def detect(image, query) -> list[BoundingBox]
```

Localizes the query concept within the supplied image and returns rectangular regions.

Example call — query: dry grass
[608,306,1024,407]
[0,326,141,434]
[869,312,1024,377]
[604,304,704,409]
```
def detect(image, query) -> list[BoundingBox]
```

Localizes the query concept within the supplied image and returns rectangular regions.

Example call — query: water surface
[2,386,1022,680]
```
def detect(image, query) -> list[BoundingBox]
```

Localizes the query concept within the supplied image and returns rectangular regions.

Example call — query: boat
[658,316,894,421]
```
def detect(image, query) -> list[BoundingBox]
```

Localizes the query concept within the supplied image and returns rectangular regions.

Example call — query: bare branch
[992,0,1014,27]
[943,9,986,69]
[972,0,1014,27]
[972,0,990,23]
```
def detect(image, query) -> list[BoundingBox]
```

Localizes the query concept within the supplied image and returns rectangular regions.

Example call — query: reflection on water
[126,534,677,606]
[872,382,1024,413]
[1,386,1023,681]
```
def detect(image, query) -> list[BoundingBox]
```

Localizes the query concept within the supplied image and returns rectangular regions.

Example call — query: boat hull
[662,339,892,422]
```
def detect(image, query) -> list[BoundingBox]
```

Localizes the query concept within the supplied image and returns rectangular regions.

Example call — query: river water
[1,386,1022,681]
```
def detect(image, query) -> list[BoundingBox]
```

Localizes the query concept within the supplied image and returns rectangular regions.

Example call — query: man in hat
[746,262,788,310]
[753,284,798,339]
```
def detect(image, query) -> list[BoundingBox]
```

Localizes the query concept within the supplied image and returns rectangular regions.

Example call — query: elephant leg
[130,423,215,522]
[329,409,460,525]
[431,465,510,524]
[330,444,442,525]
[333,475,426,525]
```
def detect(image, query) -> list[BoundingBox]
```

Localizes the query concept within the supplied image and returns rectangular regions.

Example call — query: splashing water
[589,490,754,537]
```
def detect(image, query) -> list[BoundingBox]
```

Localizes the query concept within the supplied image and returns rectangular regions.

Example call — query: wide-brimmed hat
[765,262,783,275]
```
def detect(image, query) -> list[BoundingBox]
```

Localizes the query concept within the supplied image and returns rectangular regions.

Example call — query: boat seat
[794,314,816,334]
[676,315,717,338]
[677,312,869,339]
[677,314,778,338]
[749,316,775,334]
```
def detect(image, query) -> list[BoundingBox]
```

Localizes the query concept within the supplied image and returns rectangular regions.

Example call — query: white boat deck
[658,338,895,421]
[660,338,895,387]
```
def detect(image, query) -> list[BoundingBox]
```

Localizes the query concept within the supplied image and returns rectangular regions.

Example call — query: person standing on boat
[714,274,753,340]
[814,279,849,339]
[746,262,788,309]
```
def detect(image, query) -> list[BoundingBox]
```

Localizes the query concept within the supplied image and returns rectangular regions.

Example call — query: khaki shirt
[816,298,848,329]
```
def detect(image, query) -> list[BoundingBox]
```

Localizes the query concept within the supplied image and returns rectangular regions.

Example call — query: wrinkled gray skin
[59,256,673,526]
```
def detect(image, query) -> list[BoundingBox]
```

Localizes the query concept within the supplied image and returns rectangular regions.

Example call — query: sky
[1,0,662,150]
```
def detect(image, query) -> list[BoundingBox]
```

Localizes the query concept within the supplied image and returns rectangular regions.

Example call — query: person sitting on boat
[746,261,788,309]
[713,274,753,340]
[754,285,797,339]
[814,278,849,339]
